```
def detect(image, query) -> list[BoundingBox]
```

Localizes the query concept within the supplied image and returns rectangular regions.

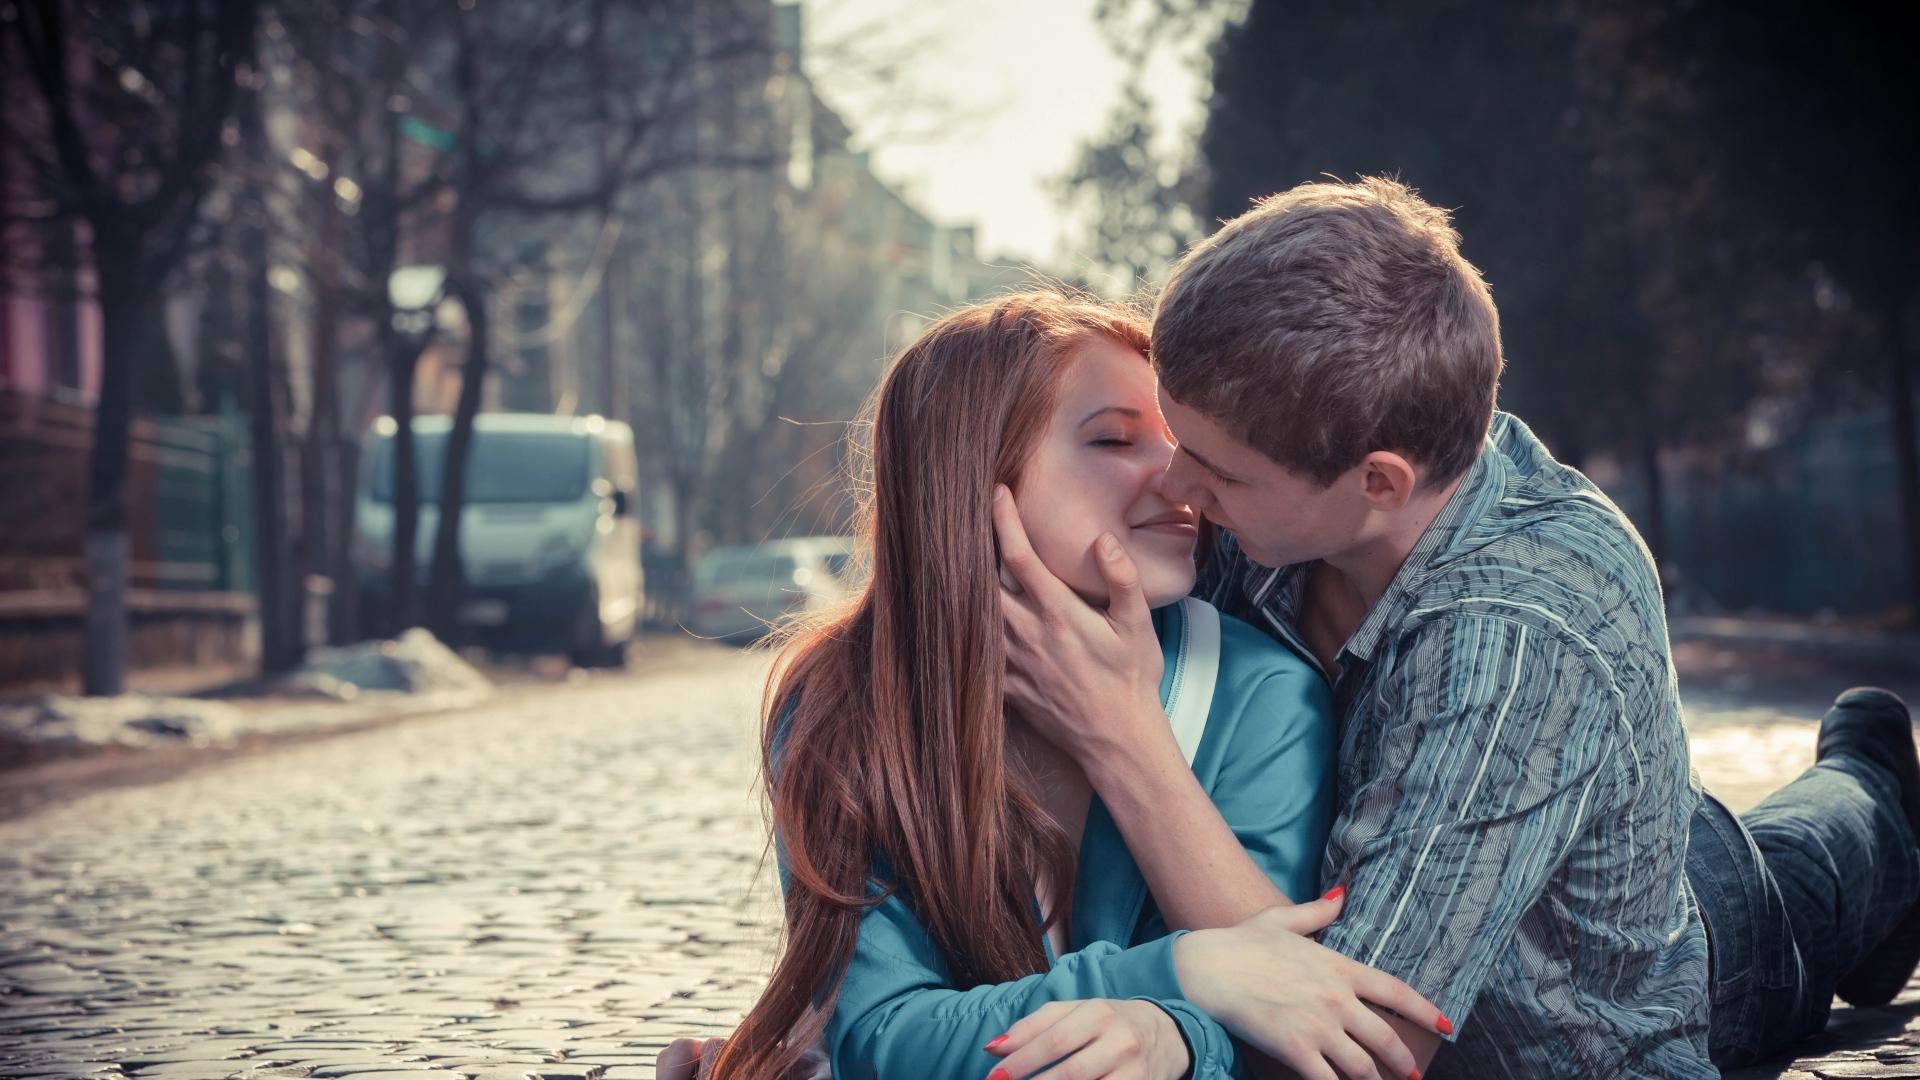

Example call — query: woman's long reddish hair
[710,290,1154,1078]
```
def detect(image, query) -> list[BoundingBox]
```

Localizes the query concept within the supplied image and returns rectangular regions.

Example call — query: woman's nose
[1155,450,1204,507]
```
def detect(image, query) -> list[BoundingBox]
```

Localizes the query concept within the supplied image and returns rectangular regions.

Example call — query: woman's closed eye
[1090,436,1134,448]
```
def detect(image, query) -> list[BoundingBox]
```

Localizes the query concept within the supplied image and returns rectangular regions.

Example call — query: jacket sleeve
[1209,661,1338,905]
[824,883,1243,1079]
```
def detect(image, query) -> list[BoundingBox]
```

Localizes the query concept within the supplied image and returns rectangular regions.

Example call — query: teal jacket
[803,598,1336,1079]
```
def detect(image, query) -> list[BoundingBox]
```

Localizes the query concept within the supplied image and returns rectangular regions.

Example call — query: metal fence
[1600,408,1908,616]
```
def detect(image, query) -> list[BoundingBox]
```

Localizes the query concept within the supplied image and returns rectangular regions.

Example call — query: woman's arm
[827,885,1242,1079]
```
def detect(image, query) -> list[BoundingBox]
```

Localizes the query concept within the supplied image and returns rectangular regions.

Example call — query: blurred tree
[1057,0,1235,292]
[1568,0,1920,621]
[421,0,774,644]
[3,0,257,694]
[1198,0,1698,545]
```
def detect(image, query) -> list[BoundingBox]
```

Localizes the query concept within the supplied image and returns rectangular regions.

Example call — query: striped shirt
[1195,412,1715,1079]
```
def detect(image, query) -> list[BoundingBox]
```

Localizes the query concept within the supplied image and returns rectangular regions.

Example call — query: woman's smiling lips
[1130,507,1199,537]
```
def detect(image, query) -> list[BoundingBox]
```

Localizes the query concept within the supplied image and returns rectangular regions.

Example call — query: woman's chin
[1139,562,1199,610]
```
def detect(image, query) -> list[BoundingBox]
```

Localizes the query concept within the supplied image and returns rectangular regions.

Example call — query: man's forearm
[1086,707,1290,929]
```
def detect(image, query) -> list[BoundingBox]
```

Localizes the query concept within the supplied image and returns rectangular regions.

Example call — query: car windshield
[696,549,799,586]
[369,431,590,504]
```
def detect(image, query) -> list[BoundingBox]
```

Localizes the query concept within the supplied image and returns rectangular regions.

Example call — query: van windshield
[369,431,591,504]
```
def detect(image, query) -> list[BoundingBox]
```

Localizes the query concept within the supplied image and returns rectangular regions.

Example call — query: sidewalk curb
[1671,616,1920,675]
[0,686,522,824]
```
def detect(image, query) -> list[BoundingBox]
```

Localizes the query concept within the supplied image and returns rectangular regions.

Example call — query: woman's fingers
[992,1000,1105,1079]
[1251,886,1345,935]
[1343,1002,1419,1080]
[653,1038,705,1080]
[1029,1028,1132,1080]
[1355,966,1451,1037]
[1321,1032,1385,1080]
[987,999,1077,1057]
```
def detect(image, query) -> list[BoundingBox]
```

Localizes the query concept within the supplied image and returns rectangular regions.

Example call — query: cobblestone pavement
[1,642,1916,1079]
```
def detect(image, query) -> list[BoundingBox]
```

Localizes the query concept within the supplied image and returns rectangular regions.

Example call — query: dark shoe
[1821,688,1920,1008]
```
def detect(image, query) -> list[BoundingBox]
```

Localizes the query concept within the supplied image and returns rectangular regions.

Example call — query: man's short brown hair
[1153,176,1504,488]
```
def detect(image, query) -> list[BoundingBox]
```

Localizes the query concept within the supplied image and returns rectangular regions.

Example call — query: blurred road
[0,638,1915,1079]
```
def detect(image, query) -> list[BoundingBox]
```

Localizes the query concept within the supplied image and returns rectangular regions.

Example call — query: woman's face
[1011,335,1198,608]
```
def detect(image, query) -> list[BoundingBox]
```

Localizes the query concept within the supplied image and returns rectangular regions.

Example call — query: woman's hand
[654,1037,724,1080]
[983,998,1191,1080]
[1173,892,1450,1080]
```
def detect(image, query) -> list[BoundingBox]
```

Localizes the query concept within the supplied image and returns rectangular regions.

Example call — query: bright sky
[801,0,1211,272]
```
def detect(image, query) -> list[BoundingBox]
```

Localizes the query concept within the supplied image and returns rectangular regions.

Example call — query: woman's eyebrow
[1079,405,1143,426]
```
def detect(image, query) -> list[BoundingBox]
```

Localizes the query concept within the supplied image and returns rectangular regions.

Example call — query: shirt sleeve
[1313,613,1621,1035]
[825,883,1244,1079]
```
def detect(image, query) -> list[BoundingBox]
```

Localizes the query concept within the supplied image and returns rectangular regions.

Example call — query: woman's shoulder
[1207,604,1320,686]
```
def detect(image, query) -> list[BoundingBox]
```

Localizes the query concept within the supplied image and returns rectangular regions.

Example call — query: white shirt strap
[1165,596,1222,767]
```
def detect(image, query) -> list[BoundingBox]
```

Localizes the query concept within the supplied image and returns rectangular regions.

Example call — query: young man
[991,177,1920,1078]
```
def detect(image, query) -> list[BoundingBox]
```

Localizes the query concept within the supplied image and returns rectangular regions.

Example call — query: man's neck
[1319,472,1467,624]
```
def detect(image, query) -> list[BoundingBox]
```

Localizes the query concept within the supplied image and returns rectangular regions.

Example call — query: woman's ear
[1359,451,1419,512]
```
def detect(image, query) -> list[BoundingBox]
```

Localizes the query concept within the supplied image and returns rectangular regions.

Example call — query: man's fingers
[991,484,1077,615]
[1093,532,1151,632]
[1356,967,1450,1037]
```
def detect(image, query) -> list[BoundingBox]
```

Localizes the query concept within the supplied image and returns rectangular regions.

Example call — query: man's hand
[1173,892,1451,1080]
[993,484,1168,772]
[984,998,1191,1080]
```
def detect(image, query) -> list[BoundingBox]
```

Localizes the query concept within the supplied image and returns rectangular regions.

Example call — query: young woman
[698,291,1338,1080]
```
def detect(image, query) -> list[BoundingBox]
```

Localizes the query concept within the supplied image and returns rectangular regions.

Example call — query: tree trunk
[1883,287,1920,626]
[82,243,149,696]
[425,271,490,639]
[248,228,296,674]
[306,186,347,644]
[1638,429,1669,575]
[386,315,422,634]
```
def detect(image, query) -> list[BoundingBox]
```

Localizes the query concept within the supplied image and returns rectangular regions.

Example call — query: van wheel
[566,592,626,669]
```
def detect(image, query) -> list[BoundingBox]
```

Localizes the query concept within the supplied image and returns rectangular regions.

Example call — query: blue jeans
[1688,747,1920,1067]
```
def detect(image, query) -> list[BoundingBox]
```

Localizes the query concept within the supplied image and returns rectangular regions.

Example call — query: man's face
[1157,390,1371,569]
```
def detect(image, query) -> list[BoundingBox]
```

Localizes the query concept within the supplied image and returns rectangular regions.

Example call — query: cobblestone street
[1,641,1917,1079]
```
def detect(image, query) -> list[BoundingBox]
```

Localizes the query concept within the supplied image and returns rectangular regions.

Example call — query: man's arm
[1313,613,1619,1041]
[994,489,1297,926]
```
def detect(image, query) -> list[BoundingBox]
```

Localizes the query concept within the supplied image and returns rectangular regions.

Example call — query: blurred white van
[352,413,642,666]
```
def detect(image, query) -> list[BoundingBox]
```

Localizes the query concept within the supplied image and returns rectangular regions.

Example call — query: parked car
[688,536,856,641]
[351,413,642,666]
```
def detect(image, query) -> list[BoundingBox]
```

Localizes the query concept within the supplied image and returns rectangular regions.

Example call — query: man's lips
[1131,508,1198,535]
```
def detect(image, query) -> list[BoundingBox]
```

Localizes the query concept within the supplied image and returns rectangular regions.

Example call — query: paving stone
[8,647,1920,1077]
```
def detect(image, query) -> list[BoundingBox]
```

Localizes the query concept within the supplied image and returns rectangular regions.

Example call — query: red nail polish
[1410,1070,1422,1080]
[984,1035,1008,1052]
[986,1069,1011,1080]
[1437,1014,1454,1036]
[1320,883,1345,902]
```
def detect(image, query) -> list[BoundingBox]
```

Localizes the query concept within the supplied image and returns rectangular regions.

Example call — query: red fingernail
[1320,883,1345,902]
[1437,1014,1454,1036]
[984,1035,1008,1051]
[986,1069,1010,1080]
[1410,1070,1422,1080]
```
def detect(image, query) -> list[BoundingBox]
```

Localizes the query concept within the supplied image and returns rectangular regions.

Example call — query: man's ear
[1359,451,1419,512]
